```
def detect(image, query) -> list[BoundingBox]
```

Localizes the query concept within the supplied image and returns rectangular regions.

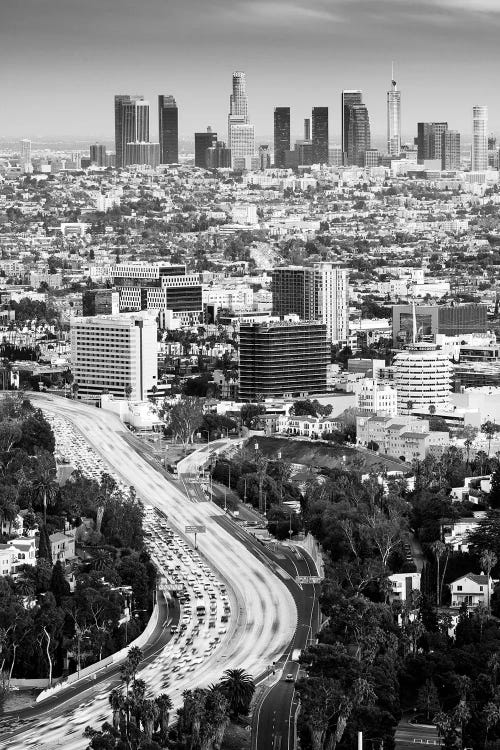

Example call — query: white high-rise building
[20,139,32,173]
[386,68,401,156]
[314,263,349,344]
[472,105,488,172]
[228,71,254,168]
[393,343,452,415]
[70,313,157,401]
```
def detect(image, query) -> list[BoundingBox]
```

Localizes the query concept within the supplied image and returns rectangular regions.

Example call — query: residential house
[0,536,36,577]
[50,527,76,564]
[389,572,421,603]
[449,573,494,608]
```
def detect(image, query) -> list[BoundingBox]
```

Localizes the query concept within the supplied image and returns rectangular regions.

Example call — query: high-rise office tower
[194,127,217,168]
[90,143,107,167]
[311,107,328,164]
[239,321,329,401]
[387,68,401,156]
[271,263,348,342]
[416,122,448,163]
[346,104,371,167]
[304,118,311,141]
[228,71,254,168]
[19,139,32,172]
[230,71,249,121]
[114,95,149,168]
[441,130,461,170]
[342,90,362,163]
[125,142,160,168]
[274,107,290,168]
[206,141,232,169]
[158,95,178,164]
[472,105,488,171]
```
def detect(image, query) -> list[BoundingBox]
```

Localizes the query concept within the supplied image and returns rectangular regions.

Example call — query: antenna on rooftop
[391,61,396,89]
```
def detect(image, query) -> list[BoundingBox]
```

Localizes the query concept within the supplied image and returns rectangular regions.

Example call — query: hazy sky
[2,0,500,143]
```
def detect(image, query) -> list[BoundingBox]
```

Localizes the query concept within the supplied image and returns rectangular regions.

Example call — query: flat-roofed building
[70,313,157,401]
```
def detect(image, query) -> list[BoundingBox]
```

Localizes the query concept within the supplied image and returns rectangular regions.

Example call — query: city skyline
[2,0,500,139]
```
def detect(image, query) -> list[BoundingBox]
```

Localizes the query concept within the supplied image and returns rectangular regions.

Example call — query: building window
[457,585,462,591]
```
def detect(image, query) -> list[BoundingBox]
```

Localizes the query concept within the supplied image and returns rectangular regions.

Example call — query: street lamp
[277,451,283,505]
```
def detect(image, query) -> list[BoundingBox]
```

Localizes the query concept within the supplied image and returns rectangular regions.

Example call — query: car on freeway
[285,674,294,682]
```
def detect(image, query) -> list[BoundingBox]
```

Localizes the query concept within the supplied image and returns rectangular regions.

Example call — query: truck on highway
[291,649,301,662]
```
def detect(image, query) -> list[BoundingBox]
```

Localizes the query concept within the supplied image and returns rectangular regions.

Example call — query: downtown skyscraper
[273,107,290,168]
[158,95,178,164]
[228,71,255,169]
[311,107,328,165]
[472,105,488,171]
[416,122,448,163]
[387,68,401,156]
[342,91,371,166]
[114,95,150,168]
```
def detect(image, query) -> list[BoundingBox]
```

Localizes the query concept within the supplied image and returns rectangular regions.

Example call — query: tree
[482,420,498,457]
[430,540,447,606]
[155,693,173,736]
[489,466,500,508]
[416,679,440,721]
[480,549,497,613]
[162,396,204,450]
[50,560,70,605]
[218,668,256,716]
[37,525,53,564]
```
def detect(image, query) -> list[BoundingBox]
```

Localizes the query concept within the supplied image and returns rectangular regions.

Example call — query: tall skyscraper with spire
[114,95,150,168]
[472,105,488,171]
[158,95,178,164]
[228,71,255,169]
[387,65,401,156]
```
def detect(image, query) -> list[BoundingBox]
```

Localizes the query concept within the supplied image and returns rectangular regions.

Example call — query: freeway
[1,394,297,750]
[213,514,321,750]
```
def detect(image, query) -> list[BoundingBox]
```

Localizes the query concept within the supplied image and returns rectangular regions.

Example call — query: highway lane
[213,513,321,750]
[1,395,297,750]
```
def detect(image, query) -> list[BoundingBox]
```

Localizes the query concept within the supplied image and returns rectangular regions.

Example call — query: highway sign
[185,525,206,534]
[296,576,322,585]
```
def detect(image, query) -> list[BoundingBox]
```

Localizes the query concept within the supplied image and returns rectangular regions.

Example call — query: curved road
[2,395,297,750]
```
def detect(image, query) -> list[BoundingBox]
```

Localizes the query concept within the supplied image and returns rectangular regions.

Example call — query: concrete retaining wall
[36,602,160,703]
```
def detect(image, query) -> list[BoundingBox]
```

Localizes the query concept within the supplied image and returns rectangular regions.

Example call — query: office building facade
[20,139,32,172]
[195,127,217,168]
[387,75,401,156]
[158,95,178,164]
[239,321,329,401]
[228,71,254,168]
[125,142,160,168]
[206,141,232,169]
[345,104,371,167]
[274,107,291,168]
[392,303,488,342]
[417,122,448,163]
[70,314,158,401]
[311,107,328,164]
[342,90,362,164]
[90,143,107,167]
[114,95,150,168]
[442,130,461,170]
[472,105,488,171]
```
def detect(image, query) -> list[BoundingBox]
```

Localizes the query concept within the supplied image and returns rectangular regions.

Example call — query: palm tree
[430,540,447,606]
[480,549,497,613]
[127,646,142,683]
[109,688,124,732]
[155,693,173,736]
[464,438,473,470]
[429,404,436,416]
[218,668,256,717]
[32,465,58,524]
[482,420,497,458]
[140,698,159,740]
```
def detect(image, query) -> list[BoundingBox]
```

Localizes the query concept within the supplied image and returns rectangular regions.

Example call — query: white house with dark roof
[449,573,494,608]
